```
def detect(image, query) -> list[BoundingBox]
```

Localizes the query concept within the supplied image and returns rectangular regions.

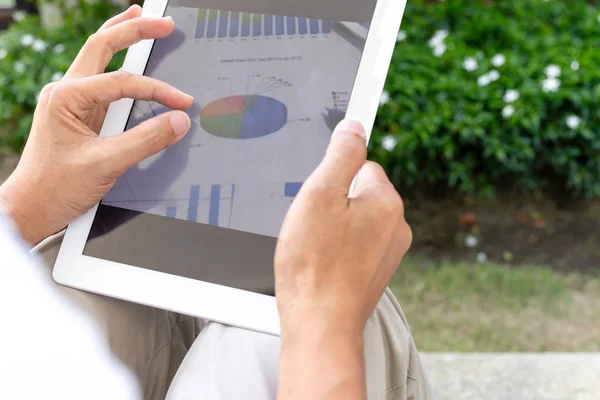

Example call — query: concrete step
[421,353,600,400]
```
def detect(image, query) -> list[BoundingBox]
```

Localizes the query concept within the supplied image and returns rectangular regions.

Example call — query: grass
[390,258,600,352]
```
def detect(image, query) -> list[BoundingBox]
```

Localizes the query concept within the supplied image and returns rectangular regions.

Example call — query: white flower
[491,54,506,67]
[32,39,47,52]
[0,48,7,60]
[428,29,449,48]
[427,29,449,58]
[463,57,478,72]
[477,74,491,87]
[477,70,500,87]
[476,252,488,263]
[545,64,561,78]
[502,105,515,119]
[12,10,27,22]
[53,44,65,54]
[435,29,449,39]
[433,43,447,58]
[51,72,64,82]
[488,70,500,81]
[20,34,34,46]
[465,235,478,248]
[396,31,407,42]
[379,91,390,106]
[566,115,581,129]
[503,89,520,103]
[381,135,398,151]
[571,61,580,71]
[542,77,561,93]
[597,15,600,24]
[14,61,25,74]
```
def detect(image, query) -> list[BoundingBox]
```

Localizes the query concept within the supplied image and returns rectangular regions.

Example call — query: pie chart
[200,95,288,139]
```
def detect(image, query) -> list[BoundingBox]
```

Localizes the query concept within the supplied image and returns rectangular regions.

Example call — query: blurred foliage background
[1,0,599,197]
[0,0,126,150]
[373,0,600,198]
[0,0,599,351]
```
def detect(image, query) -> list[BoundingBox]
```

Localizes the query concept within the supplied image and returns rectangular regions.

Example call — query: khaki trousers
[39,235,431,400]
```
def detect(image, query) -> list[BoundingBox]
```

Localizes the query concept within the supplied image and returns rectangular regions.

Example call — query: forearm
[278,325,367,400]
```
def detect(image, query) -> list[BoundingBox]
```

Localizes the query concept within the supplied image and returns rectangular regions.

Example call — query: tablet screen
[84,0,376,294]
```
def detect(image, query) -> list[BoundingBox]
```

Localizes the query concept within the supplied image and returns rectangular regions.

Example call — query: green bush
[0,1,123,151]
[2,0,599,197]
[371,0,600,197]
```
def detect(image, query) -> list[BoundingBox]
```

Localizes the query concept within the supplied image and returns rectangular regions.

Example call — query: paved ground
[421,353,600,400]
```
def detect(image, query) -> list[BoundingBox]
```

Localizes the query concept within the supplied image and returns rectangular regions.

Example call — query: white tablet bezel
[53,0,407,336]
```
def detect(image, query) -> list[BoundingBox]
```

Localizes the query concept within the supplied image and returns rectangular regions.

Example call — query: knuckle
[45,82,71,106]
[135,19,146,40]
[405,222,413,246]
[365,161,387,177]
[110,70,132,81]
[399,220,413,251]
[377,188,405,218]
[109,70,138,91]
[85,32,99,45]
[85,32,103,50]
[39,82,58,102]
[87,31,118,57]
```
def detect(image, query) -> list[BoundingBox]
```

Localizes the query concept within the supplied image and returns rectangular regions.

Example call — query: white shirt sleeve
[0,215,141,400]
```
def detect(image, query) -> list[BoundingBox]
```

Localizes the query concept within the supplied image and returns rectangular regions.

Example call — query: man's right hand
[0,6,193,246]
[275,119,412,400]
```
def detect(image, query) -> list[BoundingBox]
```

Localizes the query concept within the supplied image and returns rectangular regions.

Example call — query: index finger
[97,5,142,32]
[66,16,174,78]
[68,71,193,110]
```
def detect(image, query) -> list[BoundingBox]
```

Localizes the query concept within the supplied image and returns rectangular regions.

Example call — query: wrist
[281,325,365,356]
[279,307,365,352]
[0,174,49,246]
[278,316,366,400]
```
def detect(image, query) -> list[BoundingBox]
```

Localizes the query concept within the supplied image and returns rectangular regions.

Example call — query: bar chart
[156,183,236,226]
[195,9,332,40]
[159,182,303,228]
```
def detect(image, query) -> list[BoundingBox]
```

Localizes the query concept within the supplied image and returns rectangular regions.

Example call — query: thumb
[102,110,191,173]
[308,119,367,191]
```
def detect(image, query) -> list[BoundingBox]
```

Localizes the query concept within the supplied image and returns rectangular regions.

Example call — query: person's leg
[37,233,201,400]
[167,288,431,400]
[365,288,432,400]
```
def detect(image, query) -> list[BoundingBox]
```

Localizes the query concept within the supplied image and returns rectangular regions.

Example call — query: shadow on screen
[90,103,199,240]
[145,26,187,76]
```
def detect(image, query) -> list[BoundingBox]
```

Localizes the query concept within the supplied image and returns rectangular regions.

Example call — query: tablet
[53,0,407,335]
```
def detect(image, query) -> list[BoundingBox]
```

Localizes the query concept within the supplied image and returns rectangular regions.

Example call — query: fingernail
[184,93,194,102]
[170,111,191,136]
[336,119,366,140]
[164,16,173,21]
